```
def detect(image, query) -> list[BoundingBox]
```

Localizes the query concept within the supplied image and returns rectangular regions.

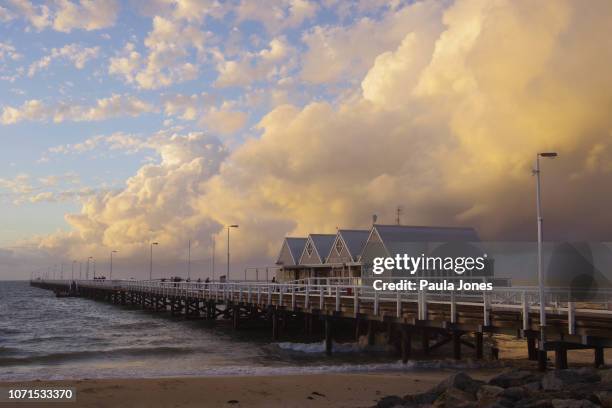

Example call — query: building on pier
[275,224,501,284]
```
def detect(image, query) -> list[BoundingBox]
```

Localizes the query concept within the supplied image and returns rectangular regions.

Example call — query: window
[335,239,344,255]
[306,241,313,256]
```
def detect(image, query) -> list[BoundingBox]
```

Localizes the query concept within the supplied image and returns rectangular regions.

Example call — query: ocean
[0,281,482,381]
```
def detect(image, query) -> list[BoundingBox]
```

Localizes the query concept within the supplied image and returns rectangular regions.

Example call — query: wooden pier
[30,279,612,369]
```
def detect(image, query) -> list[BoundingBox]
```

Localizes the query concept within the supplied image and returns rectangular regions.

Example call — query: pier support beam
[272,308,280,340]
[475,332,483,360]
[421,328,430,355]
[527,333,538,361]
[555,344,568,370]
[401,326,411,364]
[595,347,605,368]
[452,331,462,360]
[367,320,375,346]
[232,305,240,330]
[325,317,333,356]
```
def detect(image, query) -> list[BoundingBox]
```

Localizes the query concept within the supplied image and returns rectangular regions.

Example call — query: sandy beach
[0,370,502,408]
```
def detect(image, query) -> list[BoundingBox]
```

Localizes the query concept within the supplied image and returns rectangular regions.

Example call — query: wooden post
[272,308,280,340]
[595,347,605,368]
[453,330,461,360]
[325,317,333,356]
[555,344,568,369]
[475,331,483,359]
[401,326,412,364]
[232,305,240,330]
[422,328,429,355]
[354,315,361,341]
[367,320,375,346]
[527,333,538,361]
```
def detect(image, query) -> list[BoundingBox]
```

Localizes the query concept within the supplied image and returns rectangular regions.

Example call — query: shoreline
[0,369,500,408]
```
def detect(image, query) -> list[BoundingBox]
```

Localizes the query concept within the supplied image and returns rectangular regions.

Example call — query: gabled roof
[337,229,370,261]
[373,224,479,243]
[371,224,480,256]
[285,237,307,264]
[299,234,336,264]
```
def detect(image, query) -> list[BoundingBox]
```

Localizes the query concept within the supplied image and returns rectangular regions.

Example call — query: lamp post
[110,250,118,280]
[211,235,215,281]
[187,240,191,281]
[534,151,558,371]
[72,260,76,280]
[150,242,159,281]
[226,225,239,281]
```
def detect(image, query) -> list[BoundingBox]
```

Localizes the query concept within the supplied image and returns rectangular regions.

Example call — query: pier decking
[30,279,612,370]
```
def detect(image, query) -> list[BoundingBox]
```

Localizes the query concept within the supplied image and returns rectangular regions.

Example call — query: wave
[274,340,390,354]
[0,346,197,367]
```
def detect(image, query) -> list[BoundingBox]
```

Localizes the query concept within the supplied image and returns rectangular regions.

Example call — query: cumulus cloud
[236,0,319,33]
[108,16,208,89]
[28,43,100,77]
[35,132,227,262]
[1,94,155,124]
[26,0,612,272]
[7,0,119,32]
[162,93,248,135]
[215,36,295,87]
[300,0,445,84]
[45,132,148,157]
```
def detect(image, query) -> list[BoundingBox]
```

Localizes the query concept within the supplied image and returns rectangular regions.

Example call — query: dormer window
[335,239,344,255]
[306,241,313,256]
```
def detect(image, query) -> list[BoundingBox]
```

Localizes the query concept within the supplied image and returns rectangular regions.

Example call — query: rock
[542,369,601,392]
[524,382,542,393]
[405,391,438,405]
[551,399,600,408]
[477,384,504,401]
[376,395,406,408]
[595,390,612,408]
[433,387,476,408]
[501,386,528,401]
[517,399,554,408]
[600,370,612,384]
[431,372,485,397]
[490,370,541,388]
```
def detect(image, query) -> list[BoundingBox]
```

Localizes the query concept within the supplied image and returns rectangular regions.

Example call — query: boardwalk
[31,279,612,370]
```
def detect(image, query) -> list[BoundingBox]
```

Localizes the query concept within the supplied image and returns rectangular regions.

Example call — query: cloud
[162,93,248,134]
[46,132,148,157]
[300,0,446,84]
[215,36,294,87]
[24,0,612,272]
[7,0,119,32]
[201,104,248,135]
[235,0,319,33]
[109,16,209,89]
[35,131,227,261]
[1,94,155,124]
[28,43,100,77]
[0,42,22,61]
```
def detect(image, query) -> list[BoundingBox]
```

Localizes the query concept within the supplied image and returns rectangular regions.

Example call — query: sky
[1,0,612,280]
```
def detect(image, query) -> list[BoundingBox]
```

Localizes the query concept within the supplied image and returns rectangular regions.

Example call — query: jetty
[30,278,612,370]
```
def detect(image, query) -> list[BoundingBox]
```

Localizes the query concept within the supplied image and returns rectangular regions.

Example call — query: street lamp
[534,151,558,371]
[226,225,239,281]
[110,250,118,280]
[150,242,159,281]
[72,260,76,280]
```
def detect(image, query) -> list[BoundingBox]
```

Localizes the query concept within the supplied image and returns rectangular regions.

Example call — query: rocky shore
[375,368,612,408]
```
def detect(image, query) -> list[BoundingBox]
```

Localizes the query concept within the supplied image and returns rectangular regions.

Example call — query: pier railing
[35,278,612,333]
